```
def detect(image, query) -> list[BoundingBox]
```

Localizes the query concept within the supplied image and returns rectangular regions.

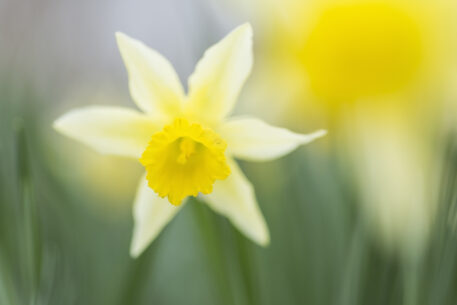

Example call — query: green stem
[191,200,233,305]
[403,254,421,305]
[15,121,41,304]
[117,240,161,305]
[234,230,258,305]
[0,246,17,305]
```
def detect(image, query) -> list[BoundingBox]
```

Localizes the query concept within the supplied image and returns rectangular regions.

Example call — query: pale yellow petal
[116,32,184,118]
[53,106,158,158]
[203,159,269,246]
[186,23,253,123]
[219,117,327,161]
[130,174,183,257]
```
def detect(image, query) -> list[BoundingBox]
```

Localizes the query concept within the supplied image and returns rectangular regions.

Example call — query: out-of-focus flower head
[244,0,457,123]
[234,0,457,257]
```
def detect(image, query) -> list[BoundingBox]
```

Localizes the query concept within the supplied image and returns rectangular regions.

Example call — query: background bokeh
[2,0,457,304]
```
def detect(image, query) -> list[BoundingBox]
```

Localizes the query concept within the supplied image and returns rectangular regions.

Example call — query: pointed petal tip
[129,239,144,258]
[261,240,270,247]
[115,32,132,50]
[115,31,127,41]
[238,22,253,34]
[300,129,327,144]
[52,117,63,132]
[257,232,270,247]
[52,112,74,135]
[115,32,139,53]
[314,129,328,138]
[256,219,270,247]
[233,23,253,43]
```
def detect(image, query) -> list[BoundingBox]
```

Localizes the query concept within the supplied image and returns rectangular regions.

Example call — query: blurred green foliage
[1,76,457,305]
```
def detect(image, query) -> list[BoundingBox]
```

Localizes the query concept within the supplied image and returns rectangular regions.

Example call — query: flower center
[140,118,230,205]
[177,137,197,164]
[301,2,424,101]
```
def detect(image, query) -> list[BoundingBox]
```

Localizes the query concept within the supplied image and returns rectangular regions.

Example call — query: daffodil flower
[53,24,326,257]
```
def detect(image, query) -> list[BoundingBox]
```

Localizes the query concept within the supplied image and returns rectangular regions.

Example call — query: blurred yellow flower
[245,0,456,120]
[303,2,422,101]
[53,24,326,257]
[236,0,457,256]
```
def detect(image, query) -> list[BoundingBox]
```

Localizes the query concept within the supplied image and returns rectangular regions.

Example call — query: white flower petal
[116,32,184,118]
[53,106,158,158]
[203,159,269,246]
[219,117,327,161]
[186,23,253,123]
[130,174,183,257]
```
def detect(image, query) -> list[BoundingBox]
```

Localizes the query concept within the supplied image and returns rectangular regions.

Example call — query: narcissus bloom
[54,24,326,257]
